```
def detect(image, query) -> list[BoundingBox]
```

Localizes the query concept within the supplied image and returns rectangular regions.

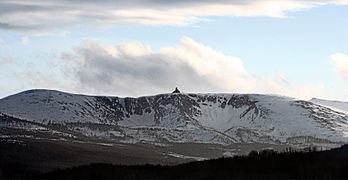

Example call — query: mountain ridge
[1,89,348,156]
[310,97,348,115]
[1,88,300,101]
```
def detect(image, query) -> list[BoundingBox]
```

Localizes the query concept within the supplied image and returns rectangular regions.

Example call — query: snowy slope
[310,98,348,115]
[0,90,102,124]
[0,89,348,148]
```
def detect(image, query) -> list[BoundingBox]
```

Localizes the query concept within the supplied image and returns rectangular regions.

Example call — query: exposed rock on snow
[0,89,347,150]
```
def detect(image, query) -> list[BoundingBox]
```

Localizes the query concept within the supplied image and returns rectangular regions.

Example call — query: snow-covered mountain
[310,98,348,115]
[1,89,348,152]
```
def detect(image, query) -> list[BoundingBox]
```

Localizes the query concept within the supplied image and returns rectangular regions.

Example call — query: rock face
[0,89,348,152]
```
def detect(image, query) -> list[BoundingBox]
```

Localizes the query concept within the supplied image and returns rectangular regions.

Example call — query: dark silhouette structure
[172,87,180,93]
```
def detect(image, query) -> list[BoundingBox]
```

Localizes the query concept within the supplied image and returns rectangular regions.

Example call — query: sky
[0,0,348,101]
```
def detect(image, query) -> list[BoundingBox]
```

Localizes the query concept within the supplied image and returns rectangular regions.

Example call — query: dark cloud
[61,39,223,96]
[0,0,346,34]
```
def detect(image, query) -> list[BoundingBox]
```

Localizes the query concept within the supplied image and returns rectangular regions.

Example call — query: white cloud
[0,54,16,65]
[21,36,30,45]
[331,53,348,81]
[0,0,347,34]
[59,37,318,99]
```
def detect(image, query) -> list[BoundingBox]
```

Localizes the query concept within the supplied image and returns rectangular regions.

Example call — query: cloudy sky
[0,0,348,100]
